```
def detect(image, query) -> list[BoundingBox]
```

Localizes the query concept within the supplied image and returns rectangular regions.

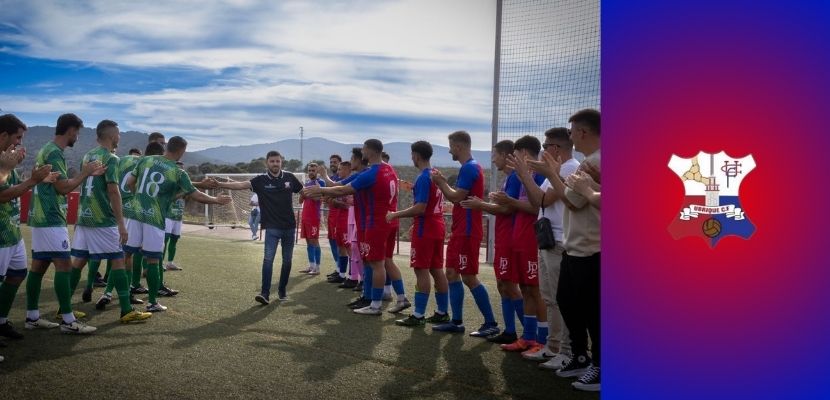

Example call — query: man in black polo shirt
[217,150,303,304]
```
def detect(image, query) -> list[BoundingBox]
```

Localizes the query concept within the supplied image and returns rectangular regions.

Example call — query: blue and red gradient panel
[602,1,830,398]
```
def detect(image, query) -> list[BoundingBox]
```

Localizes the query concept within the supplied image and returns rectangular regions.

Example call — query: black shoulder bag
[534,192,556,250]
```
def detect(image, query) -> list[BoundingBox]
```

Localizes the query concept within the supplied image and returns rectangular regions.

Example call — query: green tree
[246,157,267,173]
[218,165,243,174]
[284,159,302,172]
[199,162,218,174]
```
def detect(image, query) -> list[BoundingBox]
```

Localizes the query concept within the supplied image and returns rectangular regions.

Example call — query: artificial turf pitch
[0,226,599,400]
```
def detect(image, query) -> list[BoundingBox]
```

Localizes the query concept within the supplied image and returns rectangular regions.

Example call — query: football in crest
[702,218,721,238]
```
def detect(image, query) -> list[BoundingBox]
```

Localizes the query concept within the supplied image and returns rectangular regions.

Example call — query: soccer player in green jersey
[26,113,106,335]
[162,161,186,273]
[124,143,164,297]
[124,136,230,312]
[69,120,152,324]
[0,114,59,349]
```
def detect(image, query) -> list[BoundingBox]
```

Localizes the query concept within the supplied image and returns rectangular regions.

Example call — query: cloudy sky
[0,0,496,150]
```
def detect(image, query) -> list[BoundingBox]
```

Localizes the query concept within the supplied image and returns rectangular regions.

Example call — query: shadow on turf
[376,328,501,400]
[246,279,384,384]
[0,330,154,373]
[167,304,280,349]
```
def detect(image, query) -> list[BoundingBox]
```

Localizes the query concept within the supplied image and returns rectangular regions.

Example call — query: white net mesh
[496,0,600,142]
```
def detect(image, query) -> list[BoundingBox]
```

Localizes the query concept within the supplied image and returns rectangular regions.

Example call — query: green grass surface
[0,227,598,400]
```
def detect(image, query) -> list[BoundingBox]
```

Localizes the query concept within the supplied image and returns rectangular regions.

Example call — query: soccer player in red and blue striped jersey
[460,140,525,343]
[303,139,410,315]
[298,163,325,275]
[430,131,498,336]
[387,141,449,326]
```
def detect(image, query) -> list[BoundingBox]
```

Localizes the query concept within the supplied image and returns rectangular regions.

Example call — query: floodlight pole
[300,126,303,169]
[487,0,503,263]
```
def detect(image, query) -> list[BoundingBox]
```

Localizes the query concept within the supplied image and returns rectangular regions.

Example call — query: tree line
[186,158,327,176]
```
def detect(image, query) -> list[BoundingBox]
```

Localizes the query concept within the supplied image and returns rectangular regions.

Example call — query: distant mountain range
[191,137,491,167]
[15,127,491,173]
[16,126,225,174]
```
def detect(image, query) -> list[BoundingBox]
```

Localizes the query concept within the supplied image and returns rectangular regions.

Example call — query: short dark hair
[381,151,390,161]
[145,142,164,156]
[364,139,383,153]
[266,150,282,160]
[493,140,514,155]
[148,132,165,143]
[339,161,351,168]
[167,136,187,153]
[329,154,342,162]
[569,109,601,136]
[514,135,541,157]
[128,148,142,155]
[448,130,471,146]
[351,147,368,166]
[56,113,83,136]
[0,114,27,135]
[175,161,184,166]
[410,141,433,161]
[96,120,118,139]
[306,162,318,169]
[545,127,572,142]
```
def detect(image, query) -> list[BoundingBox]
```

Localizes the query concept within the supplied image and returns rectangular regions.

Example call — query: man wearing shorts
[491,136,547,353]
[26,113,105,334]
[304,139,409,316]
[68,120,152,323]
[387,141,449,326]
[123,136,230,312]
[0,114,58,345]
[508,127,580,369]
[327,161,353,285]
[163,161,186,272]
[430,131,498,336]
[298,163,324,275]
[460,139,524,343]
[324,154,343,279]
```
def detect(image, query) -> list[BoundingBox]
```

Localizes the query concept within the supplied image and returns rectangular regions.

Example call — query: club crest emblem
[668,151,755,247]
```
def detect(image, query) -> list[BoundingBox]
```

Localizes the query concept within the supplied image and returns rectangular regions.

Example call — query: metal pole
[300,126,305,169]
[487,0,503,264]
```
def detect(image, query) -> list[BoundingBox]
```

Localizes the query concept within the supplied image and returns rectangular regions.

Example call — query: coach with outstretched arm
[216,150,303,305]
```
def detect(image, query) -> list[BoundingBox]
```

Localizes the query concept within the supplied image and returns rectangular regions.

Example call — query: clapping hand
[527,152,561,180]
[82,160,106,176]
[566,170,596,197]
[580,161,601,184]
[505,153,529,176]
[459,196,484,209]
[430,168,447,185]
[30,164,56,183]
[489,191,511,205]
[0,144,23,171]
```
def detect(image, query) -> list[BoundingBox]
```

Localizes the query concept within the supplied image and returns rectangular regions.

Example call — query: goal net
[494,0,600,144]
[486,0,600,261]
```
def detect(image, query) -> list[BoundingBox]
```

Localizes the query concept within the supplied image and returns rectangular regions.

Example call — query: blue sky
[0,0,497,150]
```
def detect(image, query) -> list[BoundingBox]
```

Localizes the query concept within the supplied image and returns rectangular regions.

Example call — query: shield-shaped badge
[668,151,756,247]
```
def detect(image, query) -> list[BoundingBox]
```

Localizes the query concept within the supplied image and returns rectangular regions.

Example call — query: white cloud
[4,1,580,150]
[2,0,601,151]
